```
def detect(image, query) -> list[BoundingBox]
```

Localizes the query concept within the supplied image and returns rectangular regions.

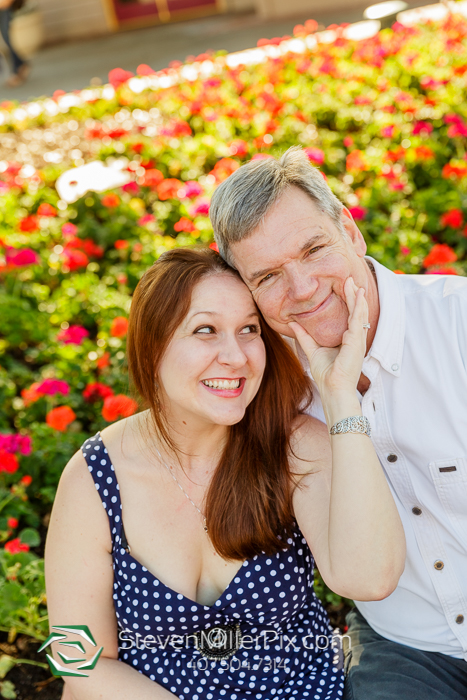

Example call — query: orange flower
[101,193,120,208]
[37,203,57,217]
[102,395,138,422]
[115,240,129,250]
[346,150,368,172]
[156,179,183,201]
[139,169,164,189]
[210,158,240,183]
[46,406,76,431]
[97,352,111,369]
[21,382,42,407]
[110,316,129,338]
[7,517,18,529]
[20,475,32,486]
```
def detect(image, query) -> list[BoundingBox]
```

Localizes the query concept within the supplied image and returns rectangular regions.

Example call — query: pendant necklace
[154,445,208,533]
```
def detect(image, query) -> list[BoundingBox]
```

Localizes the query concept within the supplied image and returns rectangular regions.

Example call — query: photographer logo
[38,625,103,677]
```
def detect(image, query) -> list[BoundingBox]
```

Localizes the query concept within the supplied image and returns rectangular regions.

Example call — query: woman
[45,247,405,700]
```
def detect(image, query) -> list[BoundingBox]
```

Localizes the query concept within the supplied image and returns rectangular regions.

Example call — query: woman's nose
[217,336,248,368]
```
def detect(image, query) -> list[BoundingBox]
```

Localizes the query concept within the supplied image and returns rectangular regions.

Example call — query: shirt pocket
[429,456,467,545]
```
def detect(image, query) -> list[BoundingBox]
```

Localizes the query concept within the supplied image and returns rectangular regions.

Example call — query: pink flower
[62,223,78,237]
[412,121,433,136]
[5,248,39,267]
[138,214,155,226]
[304,148,325,165]
[251,154,274,160]
[0,434,31,455]
[36,379,70,396]
[188,198,210,217]
[349,206,367,221]
[57,325,89,345]
[178,181,204,199]
[121,181,139,195]
[381,125,395,138]
[400,246,411,256]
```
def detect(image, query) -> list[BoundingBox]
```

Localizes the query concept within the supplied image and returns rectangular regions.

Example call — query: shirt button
[412,507,422,516]
[456,614,464,625]
[391,363,399,371]
[387,454,398,463]
[434,560,444,571]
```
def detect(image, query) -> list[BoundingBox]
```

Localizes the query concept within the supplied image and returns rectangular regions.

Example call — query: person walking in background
[0,0,29,87]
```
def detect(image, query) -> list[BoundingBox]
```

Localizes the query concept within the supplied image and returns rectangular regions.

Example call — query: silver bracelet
[329,415,371,438]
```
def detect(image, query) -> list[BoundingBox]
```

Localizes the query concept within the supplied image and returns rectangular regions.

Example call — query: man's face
[230,186,368,347]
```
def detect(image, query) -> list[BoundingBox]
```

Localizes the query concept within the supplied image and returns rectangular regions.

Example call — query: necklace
[154,446,208,533]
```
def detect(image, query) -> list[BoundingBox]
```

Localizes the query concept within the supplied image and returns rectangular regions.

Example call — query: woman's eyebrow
[248,235,324,284]
[188,310,259,320]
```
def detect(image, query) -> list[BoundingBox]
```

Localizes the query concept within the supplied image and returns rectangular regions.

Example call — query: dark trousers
[343,608,467,700]
[0,9,25,75]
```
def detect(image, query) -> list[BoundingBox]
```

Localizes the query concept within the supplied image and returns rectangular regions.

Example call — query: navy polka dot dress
[82,433,344,699]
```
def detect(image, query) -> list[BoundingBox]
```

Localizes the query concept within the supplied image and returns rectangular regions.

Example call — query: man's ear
[341,207,367,258]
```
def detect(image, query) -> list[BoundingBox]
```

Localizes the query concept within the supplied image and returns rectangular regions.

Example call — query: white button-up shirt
[302,256,467,659]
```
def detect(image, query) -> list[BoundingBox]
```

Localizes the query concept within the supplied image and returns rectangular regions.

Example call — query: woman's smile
[200,377,246,397]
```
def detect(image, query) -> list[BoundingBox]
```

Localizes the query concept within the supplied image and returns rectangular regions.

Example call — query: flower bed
[1,12,467,693]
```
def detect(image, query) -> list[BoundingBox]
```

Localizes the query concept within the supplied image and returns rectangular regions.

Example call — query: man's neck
[364,258,380,355]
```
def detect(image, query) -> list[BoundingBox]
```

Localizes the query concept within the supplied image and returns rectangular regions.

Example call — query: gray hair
[210,146,345,267]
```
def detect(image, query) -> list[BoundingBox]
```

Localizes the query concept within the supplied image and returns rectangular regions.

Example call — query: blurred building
[35,0,372,44]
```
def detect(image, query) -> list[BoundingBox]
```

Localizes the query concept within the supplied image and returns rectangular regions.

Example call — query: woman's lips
[200,378,246,398]
[294,292,333,320]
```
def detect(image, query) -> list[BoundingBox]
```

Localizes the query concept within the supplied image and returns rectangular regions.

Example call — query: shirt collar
[365,256,405,377]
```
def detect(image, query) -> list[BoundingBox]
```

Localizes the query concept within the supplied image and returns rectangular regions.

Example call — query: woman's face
[159,272,266,428]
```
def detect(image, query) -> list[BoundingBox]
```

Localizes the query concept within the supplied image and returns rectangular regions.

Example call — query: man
[209,146,467,699]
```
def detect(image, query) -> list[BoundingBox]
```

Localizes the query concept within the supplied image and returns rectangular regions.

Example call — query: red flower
[412,121,433,136]
[136,63,155,76]
[4,538,29,554]
[62,249,89,271]
[102,395,138,422]
[414,146,434,161]
[62,222,78,237]
[157,179,183,201]
[18,215,39,233]
[110,316,128,338]
[19,475,32,487]
[5,248,39,267]
[174,217,196,233]
[138,214,155,226]
[37,203,57,217]
[83,383,114,403]
[229,140,249,157]
[428,267,459,275]
[209,242,219,252]
[46,406,76,431]
[423,244,457,268]
[115,240,129,250]
[0,450,19,474]
[108,68,134,88]
[440,209,463,229]
[101,193,120,208]
[7,517,18,529]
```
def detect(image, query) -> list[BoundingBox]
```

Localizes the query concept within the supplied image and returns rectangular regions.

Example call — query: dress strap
[81,432,129,552]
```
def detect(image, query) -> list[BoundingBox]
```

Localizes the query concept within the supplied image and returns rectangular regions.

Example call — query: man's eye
[239,324,259,335]
[258,273,274,285]
[306,246,323,257]
[195,326,215,334]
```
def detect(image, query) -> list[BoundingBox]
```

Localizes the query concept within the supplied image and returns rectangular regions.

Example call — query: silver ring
[363,323,371,329]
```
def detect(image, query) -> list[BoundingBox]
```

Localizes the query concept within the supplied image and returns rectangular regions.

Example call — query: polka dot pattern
[82,433,344,699]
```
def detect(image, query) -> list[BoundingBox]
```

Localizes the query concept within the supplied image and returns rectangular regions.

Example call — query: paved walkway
[0,1,435,103]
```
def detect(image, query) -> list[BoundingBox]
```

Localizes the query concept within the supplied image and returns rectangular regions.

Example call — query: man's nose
[217,335,248,368]
[286,269,319,302]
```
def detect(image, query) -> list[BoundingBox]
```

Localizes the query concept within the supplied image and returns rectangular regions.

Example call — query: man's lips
[293,292,333,320]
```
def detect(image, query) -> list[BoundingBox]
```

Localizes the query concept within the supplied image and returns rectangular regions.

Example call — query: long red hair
[127,248,312,560]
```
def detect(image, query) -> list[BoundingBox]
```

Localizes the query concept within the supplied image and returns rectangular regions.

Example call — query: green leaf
[0,680,17,699]
[0,657,16,681]
[18,528,40,548]
[0,583,29,615]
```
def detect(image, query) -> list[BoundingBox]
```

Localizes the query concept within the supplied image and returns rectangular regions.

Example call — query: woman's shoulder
[290,413,331,475]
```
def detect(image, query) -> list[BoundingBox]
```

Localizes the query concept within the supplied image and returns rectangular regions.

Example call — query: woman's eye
[239,324,259,335]
[195,326,215,334]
